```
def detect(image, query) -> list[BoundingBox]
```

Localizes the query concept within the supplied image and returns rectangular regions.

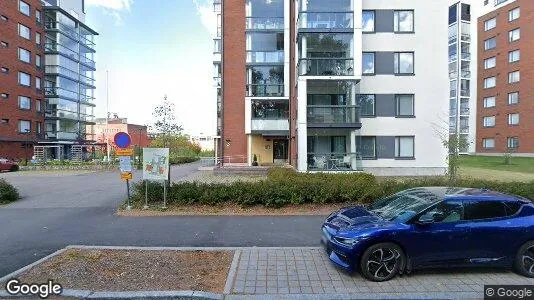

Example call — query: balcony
[79,35,96,52]
[246,84,284,97]
[80,56,96,70]
[298,12,353,31]
[307,105,361,128]
[251,119,289,132]
[246,51,284,63]
[45,42,78,61]
[46,109,78,121]
[246,17,284,30]
[307,152,362,171]
[79,73,96,87]
[45,65,79,81]
[299,58,354,76]
[44,87,78,100]
[45,21,78,41]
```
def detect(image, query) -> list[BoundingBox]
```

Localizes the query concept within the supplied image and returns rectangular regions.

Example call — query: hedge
[0,179,20,204]
[169,155,199,165]
[130,168,534,208]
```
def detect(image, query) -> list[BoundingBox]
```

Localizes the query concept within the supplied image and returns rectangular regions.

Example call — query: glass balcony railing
[246,84,284,97]
[45,42,79,60]
[45,109,78,121]
[246,51,284,63]
[56,132,78,140]
[251,119,289,132]
[79,35,96,49]
[80,93,95,104]
[80,56,96,69]
[246,17,284,30]
[299,58,354,76]
[45,21,78,40]
[307,105,361,127]
[307,152,363,171]
[44,87,78,100]
[45,65,79,80]
[298,12,354,29]
[79,74,96,87]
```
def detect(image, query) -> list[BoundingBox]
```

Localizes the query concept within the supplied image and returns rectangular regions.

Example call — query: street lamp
[25,128,31,164]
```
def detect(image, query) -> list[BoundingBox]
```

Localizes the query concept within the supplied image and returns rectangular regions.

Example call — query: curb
[0,289,222,299]
[0,248,68,284]
[224,250,241,294]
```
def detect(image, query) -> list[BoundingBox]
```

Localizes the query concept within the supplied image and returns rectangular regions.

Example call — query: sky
[85,0,217,136]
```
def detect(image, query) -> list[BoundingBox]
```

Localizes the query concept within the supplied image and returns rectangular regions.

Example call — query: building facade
[0,0,46,160]
[93,117,150,151]
[0,0,97,161]
[476,0,531,155]
[216,0,450,175]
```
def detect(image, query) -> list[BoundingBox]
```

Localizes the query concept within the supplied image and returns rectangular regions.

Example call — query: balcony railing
[251,119,289,132]
[45,21,78,40]
[299,58,354,76]
[246,17,284,30]
[298,12,354,30]
[46,109,78,121]
[44,87,78,100]
[80,56,96,69]
[45,65,78,80]
[79,73,96,87]
[246,84,284,97]
[246,51,284,63]
[45,42,78,60]
[307,152,363,171]
[307,105,361,127]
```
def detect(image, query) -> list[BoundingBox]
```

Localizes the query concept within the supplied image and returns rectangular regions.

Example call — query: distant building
[189,134,215,151]
[93,116,149,151]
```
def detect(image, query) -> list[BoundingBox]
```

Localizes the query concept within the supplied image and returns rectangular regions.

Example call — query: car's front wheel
[515,241,534,278]
[360,242,404,282]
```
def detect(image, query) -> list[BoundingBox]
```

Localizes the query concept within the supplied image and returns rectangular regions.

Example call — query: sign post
[114,132,133,210]
[142,148,170,209]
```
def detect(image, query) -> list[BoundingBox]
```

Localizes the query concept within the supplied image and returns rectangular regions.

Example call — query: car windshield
[368,188,442,222]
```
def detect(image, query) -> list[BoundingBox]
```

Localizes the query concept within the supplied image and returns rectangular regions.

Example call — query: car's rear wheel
[10,165,19,172]
[515,241,534,278]
[360,242,404,282]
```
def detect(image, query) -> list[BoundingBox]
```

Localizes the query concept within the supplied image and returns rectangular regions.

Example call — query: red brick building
[0,0,45,160]
[476,0,532,154]
[92,116,150,151]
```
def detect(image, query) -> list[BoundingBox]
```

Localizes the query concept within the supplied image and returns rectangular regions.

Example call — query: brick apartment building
[92,116,150,152]
[0,0,46,160]
[476,0,532,155]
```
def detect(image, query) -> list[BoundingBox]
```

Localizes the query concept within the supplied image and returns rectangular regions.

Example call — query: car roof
[402,187,529,203]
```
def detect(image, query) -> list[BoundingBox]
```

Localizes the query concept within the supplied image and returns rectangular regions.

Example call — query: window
[1,67,8,74]
[358,137,376,159]
[484,77,496,89]
[18,72,30,86]
[464,201,507,220]
[419,201,464,223]
[508,113,519,125]
[509,50,520,63]
[36,122,42,134]
[362,52,375,74]
[362,11,375,32]
[19,120,31,133]
[1,119,8,125]
[396,95,414,117]
[1,15,8,22]
[36,77,41,90]
[394,52,414,74]
[484,37,496,50]
[508,137,519,149]
[484,17,496,31]
[483,96,496,108]
[36,99,41,112]
[508,92,519,105]
[19,0,30,16]
[18,96,31,110]
[1,41,8,48]
[509,28,520,42]
[484,57,496,69]
[1,93,8,99]
[35,54,41,67]
[36,10,42,23]
[509,7,520,21]
[482,138,495,149]
[483,116,495,127]
[36,32,41,45]
[358,95,375,116]
[508,71,520,84]
[395,136,414,158]
[18,23,30,40]
[18,48,30,63]
[394,10,414,33]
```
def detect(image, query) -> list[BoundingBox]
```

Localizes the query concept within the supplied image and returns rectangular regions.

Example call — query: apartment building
[0,0,97,160]
[0,0,46,159]
[476,0,531,155]
[93,116,150,151]
[215,0,450,175]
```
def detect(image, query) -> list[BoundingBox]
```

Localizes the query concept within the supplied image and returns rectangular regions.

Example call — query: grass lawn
[459,155,534,174]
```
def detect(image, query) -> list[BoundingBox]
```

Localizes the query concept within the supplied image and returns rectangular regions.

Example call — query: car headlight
[333,236,365,247]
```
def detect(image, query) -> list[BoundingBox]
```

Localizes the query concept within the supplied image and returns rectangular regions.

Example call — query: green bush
[168,155,199,165]
[0,179,20,204]
[130,168,534,208]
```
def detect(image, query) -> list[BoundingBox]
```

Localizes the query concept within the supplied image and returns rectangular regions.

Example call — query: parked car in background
[0,158,19,172]
[322,187,534,281]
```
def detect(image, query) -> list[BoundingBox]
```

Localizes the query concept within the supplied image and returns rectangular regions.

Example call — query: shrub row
[0,179,20,204]
[169,155,200,165]
[130,168,534,208]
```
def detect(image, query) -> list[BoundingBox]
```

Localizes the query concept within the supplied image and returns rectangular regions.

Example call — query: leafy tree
[151,95,183,147]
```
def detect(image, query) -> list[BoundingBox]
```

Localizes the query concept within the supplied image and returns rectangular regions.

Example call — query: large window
[482,138,495,149]
[508,92,519,105]
[18,72,30,86]
[509,7,520,22]
[19,0,30,16]
[509,50,520,63]
[395,94,414,117]
[358,137,376,159]
[19,120,31,133]
[362,52,375,74]
[394,10,414,33]
[18,96,31,110]
[18,48,30,63]
[484,17,496,31]
[18,23,30,40]
[483,96,495,108]
[508,71,520,84]
[484,76,496,89]
[358,95,375,116]
[484,37,496,50]
[395,136,414,158]
[483,116,495,127]
[484,57,496,69]
[394,52,414,74]
[508,113,519,125]
[362,11,375,32]
[509,28,520,42]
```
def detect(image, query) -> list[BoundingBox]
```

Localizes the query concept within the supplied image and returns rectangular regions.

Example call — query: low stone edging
[20,165,119,171]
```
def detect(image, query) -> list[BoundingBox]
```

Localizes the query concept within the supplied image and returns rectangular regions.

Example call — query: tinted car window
[464,201,507,220]
[504,201,522,216]
[420,201,464,223]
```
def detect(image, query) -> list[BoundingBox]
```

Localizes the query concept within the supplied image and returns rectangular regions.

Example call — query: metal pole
[143,180,149,209]
[162,180,167,209]
[126,179,131,210]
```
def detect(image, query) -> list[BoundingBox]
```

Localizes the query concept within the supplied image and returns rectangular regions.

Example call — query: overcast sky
[85,0,217,136]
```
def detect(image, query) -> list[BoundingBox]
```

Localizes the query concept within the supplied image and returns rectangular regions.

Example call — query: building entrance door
[273,139,288,165]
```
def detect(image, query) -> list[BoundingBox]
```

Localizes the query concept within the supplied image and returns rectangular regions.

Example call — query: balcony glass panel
[45,65,78,80]
[45,41,78,60]
[252,100,289,119]
[246,17,284,30]
[246,84,284,97]
[307,105,360,125]
[299,33,353,76]
[247,65,284,96]
[300,0,351,12]
[299,58,353,76]
[44,87,78,100]
[298,12,353,29]
[45,21,78,40]
[247,51,284,63]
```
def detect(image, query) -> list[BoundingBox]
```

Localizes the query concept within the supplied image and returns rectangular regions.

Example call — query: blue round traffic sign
[114,132,132,149]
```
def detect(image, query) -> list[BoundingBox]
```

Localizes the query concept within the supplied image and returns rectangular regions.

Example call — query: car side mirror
[417,214,436,225]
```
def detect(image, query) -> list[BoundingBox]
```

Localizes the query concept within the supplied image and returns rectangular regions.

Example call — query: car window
[504,201,522,216]
[420,201,464,223]
[464,201,507,220]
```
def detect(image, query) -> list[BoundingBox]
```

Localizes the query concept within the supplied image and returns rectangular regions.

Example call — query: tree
[151,95,183,147]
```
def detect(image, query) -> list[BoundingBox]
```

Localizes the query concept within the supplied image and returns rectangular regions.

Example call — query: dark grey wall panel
[375,10,394,33]
[375,52,394,75]
[376,136,395,159]
[375,94,395,117]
